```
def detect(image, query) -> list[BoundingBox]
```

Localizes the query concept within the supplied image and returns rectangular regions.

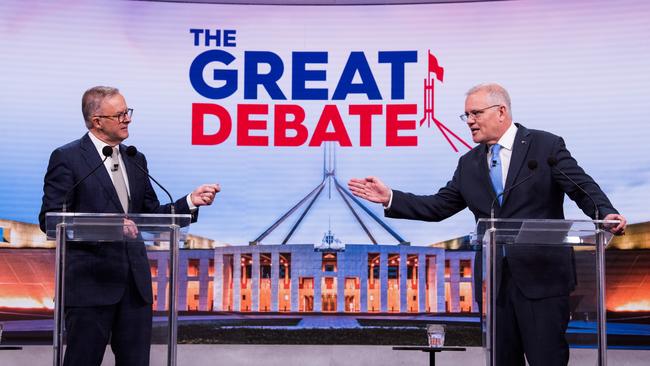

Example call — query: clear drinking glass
[427,324,445,347]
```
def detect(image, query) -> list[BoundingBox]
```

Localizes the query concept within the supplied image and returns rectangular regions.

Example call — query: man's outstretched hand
[347,177,391,206]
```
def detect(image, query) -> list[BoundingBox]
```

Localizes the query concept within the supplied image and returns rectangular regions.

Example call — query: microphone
[125,145,176,215]
[547,156,599,221]
[490,160,538,220]
[62,145,113,212]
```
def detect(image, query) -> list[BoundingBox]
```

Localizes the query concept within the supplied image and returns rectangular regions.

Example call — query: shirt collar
[87,131,119,157]
[496,122,518,151]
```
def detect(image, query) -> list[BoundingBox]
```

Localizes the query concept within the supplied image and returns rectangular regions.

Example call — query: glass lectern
[45,212,192,366]
[475,218,619,366]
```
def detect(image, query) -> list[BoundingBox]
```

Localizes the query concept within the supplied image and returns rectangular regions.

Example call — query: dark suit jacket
[39,133,196,307]
[386,124,618,299]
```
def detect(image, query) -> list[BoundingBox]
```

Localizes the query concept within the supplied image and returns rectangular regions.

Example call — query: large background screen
[1,0,648,245]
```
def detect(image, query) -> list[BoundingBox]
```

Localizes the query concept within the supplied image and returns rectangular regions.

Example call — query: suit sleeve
[39,148,74,233]
[385,160,467,222]
[551,137,618,219]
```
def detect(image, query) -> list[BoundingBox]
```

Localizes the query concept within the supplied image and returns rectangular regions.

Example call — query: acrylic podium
[475,218,619,366]
[45,212,192,366]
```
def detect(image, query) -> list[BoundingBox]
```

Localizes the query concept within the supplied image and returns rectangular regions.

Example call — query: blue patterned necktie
[490,144,504,205]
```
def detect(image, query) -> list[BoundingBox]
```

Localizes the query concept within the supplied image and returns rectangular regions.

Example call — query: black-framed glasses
[459,104,501,122]
[94,108,133,123]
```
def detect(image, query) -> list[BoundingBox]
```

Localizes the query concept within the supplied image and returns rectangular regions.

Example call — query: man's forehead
[100,94,126,110]
[465,91,487,106]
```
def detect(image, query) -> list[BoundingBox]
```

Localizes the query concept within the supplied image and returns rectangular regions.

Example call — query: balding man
[349,83,625,366]
[39,86,221,366]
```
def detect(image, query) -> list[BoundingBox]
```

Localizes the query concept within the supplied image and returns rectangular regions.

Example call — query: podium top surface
[474,218,619,247]
[45,212,192,242]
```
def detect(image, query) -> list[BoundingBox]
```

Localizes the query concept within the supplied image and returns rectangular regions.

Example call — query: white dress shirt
[488,122,518,185]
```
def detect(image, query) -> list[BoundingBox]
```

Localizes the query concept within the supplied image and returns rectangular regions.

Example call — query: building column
[213,254,224,311]
[418,253,426,313]
[437,255,446,312]
[271,251,280,312]
[290,260,299,312]
[157,257,168,311]
[399,252,408,313]
[177,252,188,311]
[252,251,260,311]
[379,251,388,313]
[360,253,368,312]
[199,257,209,311]
[471,255,479,312]
[233,252,241,312]
[337,273,345,313]
[450,258,460,313]
[313,272,322,312]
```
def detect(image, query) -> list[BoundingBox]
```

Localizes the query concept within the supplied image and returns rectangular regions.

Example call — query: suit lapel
[476,144,497,203]
[502,124,532,206]
[120,144,140,213]
[80,134,124,213]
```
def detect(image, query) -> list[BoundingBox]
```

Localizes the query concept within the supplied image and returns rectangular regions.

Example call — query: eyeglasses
[459,105,501,122]
[94,108,133,123]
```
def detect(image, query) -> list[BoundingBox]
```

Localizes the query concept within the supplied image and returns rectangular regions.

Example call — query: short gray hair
[466,83,512,117]
[81,86,120,129]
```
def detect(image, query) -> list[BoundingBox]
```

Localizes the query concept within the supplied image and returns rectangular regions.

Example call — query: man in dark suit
[39,86,221,366]
[348,83,626,365]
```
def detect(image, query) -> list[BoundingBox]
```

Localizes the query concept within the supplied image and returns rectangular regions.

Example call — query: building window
[187,259,200,277]
[460,260,472,278]
[322,252,337,272]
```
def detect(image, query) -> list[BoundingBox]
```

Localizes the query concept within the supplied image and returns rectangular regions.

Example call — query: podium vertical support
[53,224,66,366]
[167,225,180,366]
[485,225,496,366]
[596,229,607,366]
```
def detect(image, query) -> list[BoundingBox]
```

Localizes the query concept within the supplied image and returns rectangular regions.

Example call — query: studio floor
[1,345,649,366]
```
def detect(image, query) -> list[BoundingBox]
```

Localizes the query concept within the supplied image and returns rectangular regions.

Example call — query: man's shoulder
[54,135,90,152]
[517,124,562,142]
[458,143,483,163]
[49,135,88,160]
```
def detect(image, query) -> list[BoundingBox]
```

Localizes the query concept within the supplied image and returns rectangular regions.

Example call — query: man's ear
[499,105,508,122]
[92,116,102,130]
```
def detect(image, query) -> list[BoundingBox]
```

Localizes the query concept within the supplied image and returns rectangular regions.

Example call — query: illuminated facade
[147,244,477,313]
[2,219,650,314]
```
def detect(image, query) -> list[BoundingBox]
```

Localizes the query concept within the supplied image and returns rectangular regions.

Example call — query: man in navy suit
[348,83,626,365]
[39,86,221,366]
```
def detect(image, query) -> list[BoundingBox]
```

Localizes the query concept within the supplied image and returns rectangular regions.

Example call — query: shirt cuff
[186,193,197,211]
[384,190,393,210]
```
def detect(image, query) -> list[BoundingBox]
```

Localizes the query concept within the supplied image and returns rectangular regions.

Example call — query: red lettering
[386,104,417,146]
[237,104,269,146]
[274,104,308,146]
[309,105,352,147]
[349,104,383,147]
[191,103,232,145]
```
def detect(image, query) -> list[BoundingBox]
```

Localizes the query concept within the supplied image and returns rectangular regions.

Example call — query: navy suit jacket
[39,133,196,307]
[386,124,618,299]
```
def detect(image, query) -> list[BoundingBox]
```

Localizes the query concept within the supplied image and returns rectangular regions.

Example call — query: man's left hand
[191,183,221,206]
[603,213,626,235]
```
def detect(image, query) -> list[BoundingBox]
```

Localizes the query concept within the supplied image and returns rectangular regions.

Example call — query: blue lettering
[378,51,417,100]
[189,50,237,99]
[332,52,381,100]
[292,52,328,100]
[244,51,287,100]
